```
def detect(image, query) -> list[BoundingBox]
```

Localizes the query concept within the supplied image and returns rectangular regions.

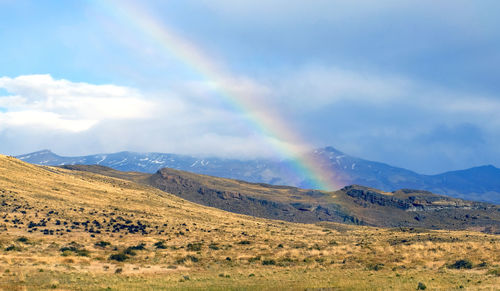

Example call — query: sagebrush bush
[109,253,128,262]
[16,237,29,243]
[448,259,472,269]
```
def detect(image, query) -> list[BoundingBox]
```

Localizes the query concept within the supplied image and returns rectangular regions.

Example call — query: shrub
[477,261,488,268]
[487,268,500,276]
[176,255,199,264]
[60,247,74,252]
[109,253,128,262]
[154,241,167,249]
[123,248,137,256]
[281,257,295,263]
[448,259,473,269]
[293,242,307,249]
[262,259,276,265]
[187,255,199,262]
[310,244,321,250]
[16,237,29,243]
[238,240,251,245]
[367,263,384,271]
[5,245,20,251]
[417,282,427,290]
[76,249,90,256]
[249,256,261,263]
[128,243,146,250]
[95,241,111,248]
[187,242,202,252]
[59,246,90,257]
[208,243,219,250]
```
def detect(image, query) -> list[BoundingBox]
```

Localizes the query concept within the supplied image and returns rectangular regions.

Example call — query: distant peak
[472,164,500,171]
[16,149,58,158]
[35,149,54,154]
[315,146,344,155]
[459,164,499,171]
[483,164,497,169]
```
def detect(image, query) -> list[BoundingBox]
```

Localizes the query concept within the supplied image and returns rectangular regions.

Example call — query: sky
[1,0,500,174]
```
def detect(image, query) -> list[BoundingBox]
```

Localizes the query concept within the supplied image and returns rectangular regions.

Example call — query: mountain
[309,147,500,204]
[15,149,282,182]
[1,155,500,289]
[16,148,500,204]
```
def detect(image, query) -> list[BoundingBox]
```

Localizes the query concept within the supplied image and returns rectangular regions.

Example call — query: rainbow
[94,0,343,190]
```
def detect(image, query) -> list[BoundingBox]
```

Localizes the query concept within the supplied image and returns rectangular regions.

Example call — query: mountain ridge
[15,148,500,204]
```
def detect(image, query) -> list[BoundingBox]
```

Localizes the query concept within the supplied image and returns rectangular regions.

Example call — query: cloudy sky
[1,0,499,174]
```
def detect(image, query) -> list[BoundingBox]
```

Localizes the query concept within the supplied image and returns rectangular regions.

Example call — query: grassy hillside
[1,155,499,290]
[63,165,500,232]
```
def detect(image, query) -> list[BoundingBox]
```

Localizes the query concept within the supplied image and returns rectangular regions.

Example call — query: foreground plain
[0,155,499,290]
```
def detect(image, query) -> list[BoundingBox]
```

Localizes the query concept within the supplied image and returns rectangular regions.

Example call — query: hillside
[62,165,500,233]
[17,148,500,204]
[1,155,499,290]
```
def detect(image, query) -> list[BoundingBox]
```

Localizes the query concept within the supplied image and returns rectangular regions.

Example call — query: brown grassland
[0,155,499,290]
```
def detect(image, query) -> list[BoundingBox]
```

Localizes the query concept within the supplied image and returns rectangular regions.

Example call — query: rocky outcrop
[148,168,356,224]
[343,186,413,210]
[343,185,492,212]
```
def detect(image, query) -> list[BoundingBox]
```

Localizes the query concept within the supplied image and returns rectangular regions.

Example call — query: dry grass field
[0,155,499,290]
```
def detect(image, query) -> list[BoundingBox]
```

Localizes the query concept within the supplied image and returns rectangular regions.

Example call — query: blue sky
[1,0,499,174]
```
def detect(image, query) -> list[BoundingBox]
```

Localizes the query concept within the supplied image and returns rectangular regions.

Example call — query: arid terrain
[1,155,499,290]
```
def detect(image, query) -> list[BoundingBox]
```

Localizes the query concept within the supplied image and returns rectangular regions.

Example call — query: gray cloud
[1,1,499,174]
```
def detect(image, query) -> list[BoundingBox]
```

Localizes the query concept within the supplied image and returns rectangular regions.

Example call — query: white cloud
[0,74,288,158]
[0,111,97,132]
[0,74,155,132]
